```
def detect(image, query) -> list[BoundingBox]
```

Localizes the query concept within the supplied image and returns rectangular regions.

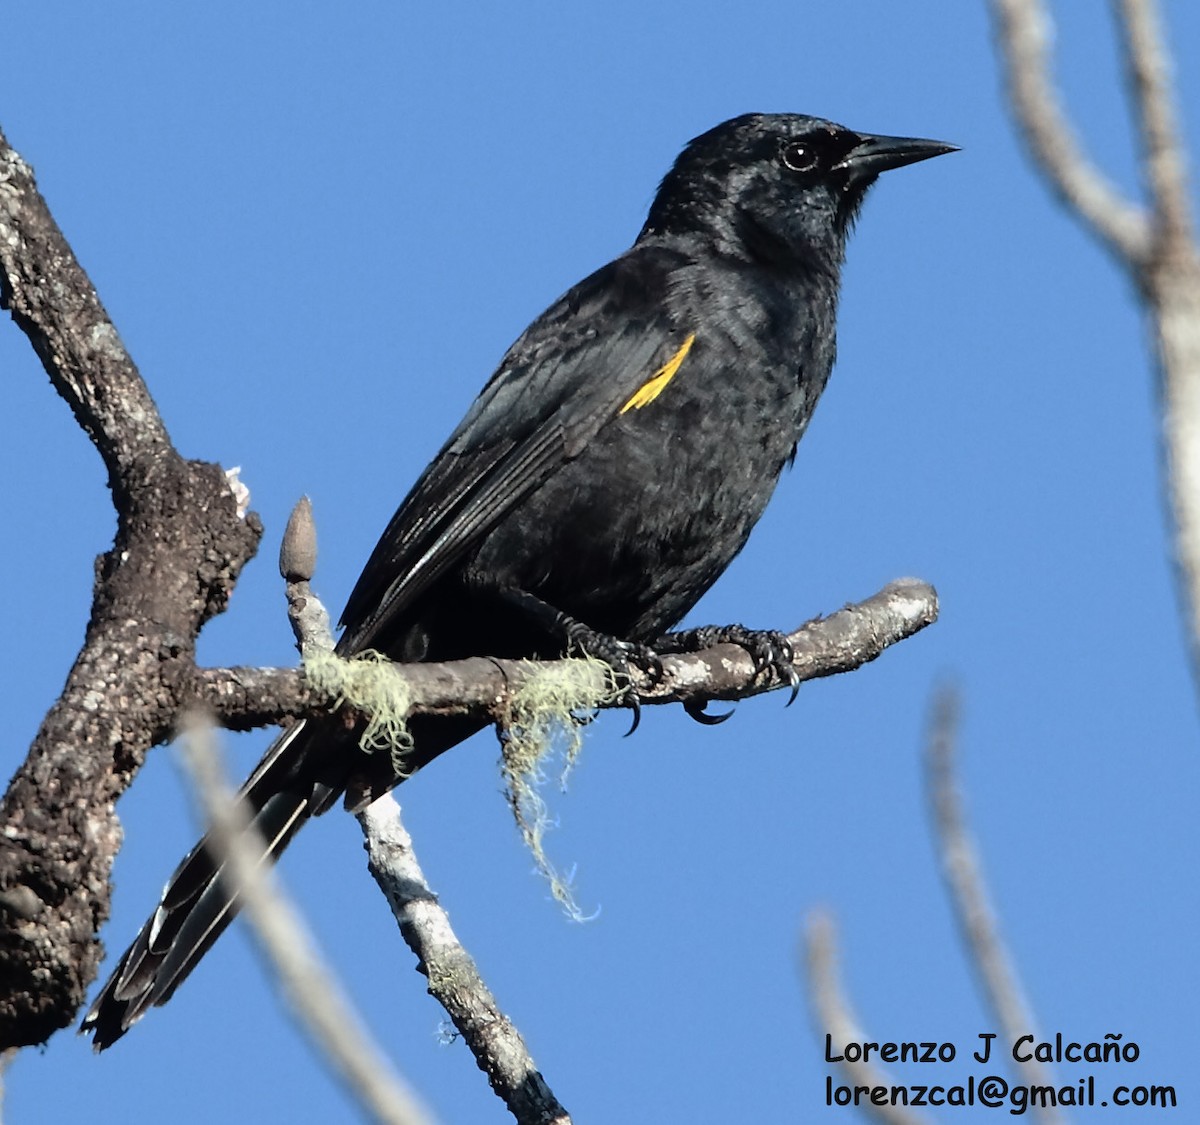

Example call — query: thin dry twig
[281,499,570,1125]
[803,912,932,1125]
[177,718,435,1125]
[989,0,1151,263]
[990,0,1200,703]
[361,798,571,1125]
[1109,0,1200,702]
[1117,0,1194,247]
[925,688,1063,1125]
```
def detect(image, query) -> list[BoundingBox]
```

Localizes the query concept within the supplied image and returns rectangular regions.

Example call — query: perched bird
[84,112,955,1046]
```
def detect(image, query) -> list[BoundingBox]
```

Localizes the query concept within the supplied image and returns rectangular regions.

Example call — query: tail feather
[83,723,321,1048]
[83,712,484,1048]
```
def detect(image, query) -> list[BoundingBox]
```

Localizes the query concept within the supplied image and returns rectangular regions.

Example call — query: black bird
[84,112,955,1046]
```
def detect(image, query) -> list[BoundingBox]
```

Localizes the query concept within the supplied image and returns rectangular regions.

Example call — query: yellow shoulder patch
[619,333,696,415]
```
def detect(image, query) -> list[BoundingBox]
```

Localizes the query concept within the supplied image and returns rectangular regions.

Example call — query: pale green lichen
[498,655,619,920]
[305,645,624,916]
[303,647,414,776]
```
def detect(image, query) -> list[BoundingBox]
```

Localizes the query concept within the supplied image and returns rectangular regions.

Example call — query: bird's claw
[572,631,664,684]
[656,623,800,703]
[684,699,735,725]
[565,624,663,730]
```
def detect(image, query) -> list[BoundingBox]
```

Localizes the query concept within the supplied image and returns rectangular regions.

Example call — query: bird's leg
[491,586,664,683]
[653,623,800,703]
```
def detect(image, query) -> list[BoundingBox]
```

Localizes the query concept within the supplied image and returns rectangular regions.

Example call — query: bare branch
[988,0,1151,263]
[991,0,1200,704]
[992,0,1200,709]
[1105,1,1200,699]
[0,132,172,487]
[360,797,571,1125]
[1116,0,1195,248]
[178,720,435,1125]
[279,497,570,1121]
[803,912,932,1125]
[0,127,262,1046]
[1153,268,1200,695]
[925,688,1063,1125]
[191,578,941,732]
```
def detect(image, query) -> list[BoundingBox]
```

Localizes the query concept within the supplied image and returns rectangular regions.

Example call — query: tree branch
[277,499,571,1122]
[179,721,435,1125]
[190,578,940,732]
[925,689,1063,1125]
[0,135,171,485]
[992,0,1200,707]
[1110,0,1200,706]
[803,912,932,1125]
[361,798,571,1125]
[0,127,262,1046]
[1116,0,1194,248]
[988,0,1151,264]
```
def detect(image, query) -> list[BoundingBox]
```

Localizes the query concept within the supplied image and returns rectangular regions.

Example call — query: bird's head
[641,112,957,270]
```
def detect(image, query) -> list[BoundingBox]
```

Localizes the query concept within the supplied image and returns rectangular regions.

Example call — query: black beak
[836,132,959,181]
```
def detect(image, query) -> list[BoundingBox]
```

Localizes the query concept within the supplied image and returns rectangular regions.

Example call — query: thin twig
[925,688,1063,1125]
[1110,0,1200,705]
[177,719,435,1125]
[989,0,1151,264]
[280,498,570,1123]
[1116,0,1194,247]
[803,912,932,1125]
[991,0,1200,709]
[360,798,571,1125]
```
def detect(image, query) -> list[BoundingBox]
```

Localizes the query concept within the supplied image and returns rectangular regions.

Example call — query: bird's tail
[83,709,482,1048]
[82,719,337,1048]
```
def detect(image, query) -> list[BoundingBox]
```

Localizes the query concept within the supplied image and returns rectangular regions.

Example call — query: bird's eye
[781,140,819,172]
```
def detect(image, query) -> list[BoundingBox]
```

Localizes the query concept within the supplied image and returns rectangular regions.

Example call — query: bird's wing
[338,246,696,653]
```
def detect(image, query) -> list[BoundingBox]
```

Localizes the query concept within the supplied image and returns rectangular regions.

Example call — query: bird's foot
[564,622,664,735]
[655,623,800,704]
[565,620,663,684]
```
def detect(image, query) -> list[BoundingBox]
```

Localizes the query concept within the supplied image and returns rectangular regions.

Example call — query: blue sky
[3,3,1197,1122]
